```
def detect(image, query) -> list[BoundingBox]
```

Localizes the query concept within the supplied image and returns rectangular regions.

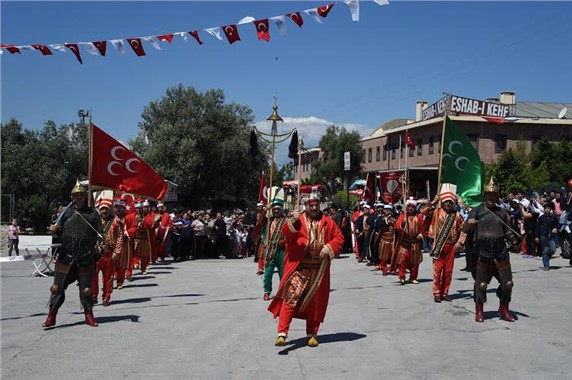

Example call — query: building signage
[422,94,512,121]
[422,96,448,121]
[344,151,351,171]
[449,95,510,118]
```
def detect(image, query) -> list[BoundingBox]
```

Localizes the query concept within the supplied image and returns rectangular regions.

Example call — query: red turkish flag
[114,192,136,215]
[258,172,268,205]
[157,34,174,43]
[222,24,241,45]
[0,44,21,54]
[253,19,270,42]
[189,30,203,45]
[287,12,304,28]
[92,40,107,56]
[90,124,168,200]
[31,44,52,55]
[317,3,335,18]
[405,130,416,150]
[126,38,146,56]
[64,43,83,64]
[482,116,506,124]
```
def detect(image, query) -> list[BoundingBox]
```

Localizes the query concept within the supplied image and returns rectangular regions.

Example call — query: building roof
[515,102,571,119]
[367,118,412,139]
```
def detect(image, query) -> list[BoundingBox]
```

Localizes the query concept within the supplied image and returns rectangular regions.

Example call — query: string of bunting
[0,0,388,64]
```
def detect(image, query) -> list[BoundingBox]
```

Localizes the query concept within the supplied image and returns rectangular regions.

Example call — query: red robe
[268,213,344,323]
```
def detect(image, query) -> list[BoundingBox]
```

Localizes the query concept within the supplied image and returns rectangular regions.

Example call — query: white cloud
[254,116,373,166]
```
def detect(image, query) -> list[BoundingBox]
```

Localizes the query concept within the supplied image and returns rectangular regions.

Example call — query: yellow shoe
[411,279,419,284]
[275,336,286,346]
[142,271,148,275]
[308,336,319,347]
[117,285,123,290]
[399,279,405,285]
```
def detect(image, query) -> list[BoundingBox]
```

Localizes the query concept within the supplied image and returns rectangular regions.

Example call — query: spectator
[535,203,559,271]
[7,218,20,256]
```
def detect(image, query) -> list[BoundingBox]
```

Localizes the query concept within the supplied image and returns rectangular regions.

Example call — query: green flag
[440,117,484,207]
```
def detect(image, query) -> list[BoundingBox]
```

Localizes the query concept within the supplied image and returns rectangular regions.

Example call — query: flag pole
[398,134,402,170]
[88,122,93,207]
[405,131,409,199]
[437,113,448,194]
[296,138,304,210]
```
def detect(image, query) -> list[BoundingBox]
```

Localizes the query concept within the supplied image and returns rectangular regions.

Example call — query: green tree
[130,84,265,210]
[312,124,364,186]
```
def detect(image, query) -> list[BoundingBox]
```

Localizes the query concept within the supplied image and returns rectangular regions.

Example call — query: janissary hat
[270,188,285,209]
[439,183,458,204]
[305,193,321,205]
[114,199,127,209]
[484,177,499,193]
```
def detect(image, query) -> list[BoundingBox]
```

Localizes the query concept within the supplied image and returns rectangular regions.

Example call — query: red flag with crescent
[126,38,146,56]
[189,30,203,45]
[31,44,52,55]
[157,34,174,44]
[90,124,167,200]
[222,24,241,44]
[253,19,270,42]
[317,3,335,18]
[0,44,21,54]
[258,172,268,205]
[92,40,107,56]
[287,12,304,28]
[64,43,83,64]
[405,130,416,151]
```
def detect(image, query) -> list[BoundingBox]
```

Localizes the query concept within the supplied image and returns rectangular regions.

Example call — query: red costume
[395,211,424,283]
[93,214,125,305]
[155,212,171,262]
[126,210,154,275]
[268,209,344,342]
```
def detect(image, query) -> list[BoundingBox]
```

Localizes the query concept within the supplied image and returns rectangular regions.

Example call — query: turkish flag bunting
[157,34,174,43]
[317,3,335,18]
[258,172,268,205]
[222,24,241,44]
[189,30,203,45]
[254,19,270,42]
[64,43,83,64]
[31,44,52,55]
[287,12,304,28]
[0,44,21,54]
[126,38,146,56]
[92,40,107,56]
[405,131,416,150]
[90,124,168,200]
[482,116,506,124]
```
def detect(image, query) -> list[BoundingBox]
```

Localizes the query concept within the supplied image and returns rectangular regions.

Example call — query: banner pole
[437,112,448,193]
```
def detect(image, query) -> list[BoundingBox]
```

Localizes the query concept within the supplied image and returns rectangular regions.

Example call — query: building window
[376,146,381,162]
[495,134,507,152]
[467,134,479,150]
[362,149,366,163]
[383,144,388,161]
[368,148,372,163]
[429,136,434,154]
[408,144,414,157]
[391,144,396,160]
[417,139,422,156]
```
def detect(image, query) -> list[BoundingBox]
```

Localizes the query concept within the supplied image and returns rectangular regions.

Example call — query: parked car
[20,219,35,235]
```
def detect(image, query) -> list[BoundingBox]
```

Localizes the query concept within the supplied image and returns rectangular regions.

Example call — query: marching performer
[429,184,466,303]
[395,199,424,285]
[92,200,116,306]
[376,204,396,275]
[155,202,171,262]
[262,193,287,300]
[112,200,130,290]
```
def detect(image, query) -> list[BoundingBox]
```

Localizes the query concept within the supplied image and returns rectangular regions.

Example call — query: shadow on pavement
[108,297,152,305]
[278,332,367,355]
[1,312,47,321]
[43,314,140,329]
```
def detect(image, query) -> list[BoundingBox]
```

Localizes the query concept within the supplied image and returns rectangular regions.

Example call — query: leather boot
[42,308,59,328]
[475,303,484,322]
[84,311,99,327]
[498,303,515,322]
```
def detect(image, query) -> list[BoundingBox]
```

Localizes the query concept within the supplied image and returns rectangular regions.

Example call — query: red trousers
[130,255,150,273]
[277,302,320,337]
[432,243,455,296]
[398,251,419,281]
[380,259,389,274]
[257,253,264,273]
[92,255,114,302]
[115,269,126,286]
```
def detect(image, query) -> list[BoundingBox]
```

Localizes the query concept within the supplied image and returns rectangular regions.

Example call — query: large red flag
[258,172,268,205]
[405,130,416,150]
[90,124,168,200]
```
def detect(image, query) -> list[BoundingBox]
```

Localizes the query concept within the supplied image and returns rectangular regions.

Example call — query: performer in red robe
[155,203,172,262]
[268,195,344,348]
[395,200,424,285]
[92,202,116,306]
[126,201,154,275]
[252,202,266,275]
[112,200,130,290]
[429,185,466,303]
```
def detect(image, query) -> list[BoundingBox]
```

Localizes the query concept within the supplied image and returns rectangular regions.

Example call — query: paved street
[2,235,571,379]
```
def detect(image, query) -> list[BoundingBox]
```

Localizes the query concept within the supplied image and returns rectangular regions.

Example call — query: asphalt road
[1,235,571,380]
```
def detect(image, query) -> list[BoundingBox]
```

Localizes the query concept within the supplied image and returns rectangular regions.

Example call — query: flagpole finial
[266,100,283,123]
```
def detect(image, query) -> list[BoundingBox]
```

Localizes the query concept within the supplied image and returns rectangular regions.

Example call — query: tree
[130,84,266,210]
[312,124,364,185]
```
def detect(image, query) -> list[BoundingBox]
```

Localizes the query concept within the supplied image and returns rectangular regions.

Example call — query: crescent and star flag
[64,43,83,64]
[258,172,268,205]
[157,34,174,44]
[405,130,416,150]
[31,44,52,55]
[90,124,168,200]
[0,44,21,54]
[222,24,240,44]
[189,30,203,45]
[93,41,107,56]
[317,3,335,17]
[287,12,304,28]
[440,117,483,207]
[254,19,270,42]
[126,38,146,56]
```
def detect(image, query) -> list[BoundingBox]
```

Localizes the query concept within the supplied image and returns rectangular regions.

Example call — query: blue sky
[2,1,571,165]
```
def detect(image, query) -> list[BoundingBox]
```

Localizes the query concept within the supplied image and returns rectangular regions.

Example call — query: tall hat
[71,179,87,195]
[439,183,457,204]
[305,193,321,205]
[270,187,285,208]
[114,199,127,209]
[142,200,150,207]
[256,201,264,207]
[406,196,417,206]
[483,177,499,193]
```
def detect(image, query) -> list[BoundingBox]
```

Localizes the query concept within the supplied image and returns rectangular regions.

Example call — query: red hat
[305,194,321,205]
[439,183,457,204]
